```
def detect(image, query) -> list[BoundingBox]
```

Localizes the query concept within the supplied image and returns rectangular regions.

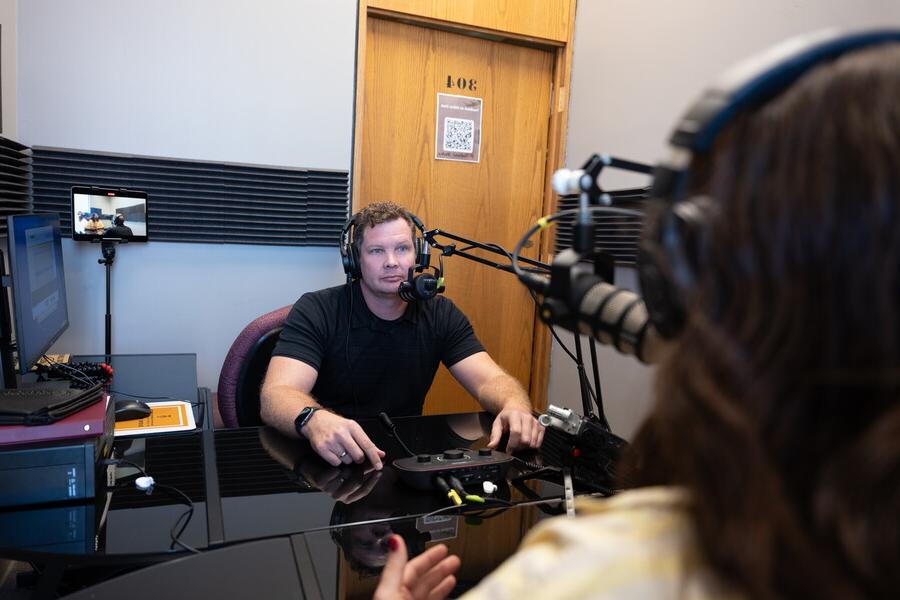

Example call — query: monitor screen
[6,213,70,375]
[71,186,149,242]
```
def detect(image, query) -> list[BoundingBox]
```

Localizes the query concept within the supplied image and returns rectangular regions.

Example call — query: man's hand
[374,535,460,600]
[298,462,383,504]
[301,410,385,470]
[488,402,544,453]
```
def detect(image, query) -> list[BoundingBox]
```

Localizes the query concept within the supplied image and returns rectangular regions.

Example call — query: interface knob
[416,454,431,463]
[442,449,464,460]
[478,448,492,456]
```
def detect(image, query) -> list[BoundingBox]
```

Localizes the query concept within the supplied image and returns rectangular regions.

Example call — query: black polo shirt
[272,282,485,418]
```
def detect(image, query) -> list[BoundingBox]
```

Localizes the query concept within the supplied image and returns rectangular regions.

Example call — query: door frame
[350,0,578,411]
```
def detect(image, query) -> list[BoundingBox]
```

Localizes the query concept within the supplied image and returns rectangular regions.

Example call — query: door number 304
[446,76,477,91]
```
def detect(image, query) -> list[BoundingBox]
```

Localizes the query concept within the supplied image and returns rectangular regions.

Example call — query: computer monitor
[71,186,149,242]
[1,213,69,386]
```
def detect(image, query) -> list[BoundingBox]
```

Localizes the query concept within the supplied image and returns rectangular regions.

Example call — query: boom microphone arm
[423,228,610,427]
[423,229,549,275]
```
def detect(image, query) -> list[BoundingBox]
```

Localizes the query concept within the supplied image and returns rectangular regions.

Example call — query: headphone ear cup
[340,216,361,280]
[340,242,361,280]
[350,243,361,279]
[638,242,686,339]
[638,197,710,338]
[415,236,429,268]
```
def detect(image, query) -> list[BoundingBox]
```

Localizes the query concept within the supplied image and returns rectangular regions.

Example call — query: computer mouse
[114,399,153,422]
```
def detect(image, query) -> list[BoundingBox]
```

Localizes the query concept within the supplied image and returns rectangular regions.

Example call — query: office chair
[217,305,292,427]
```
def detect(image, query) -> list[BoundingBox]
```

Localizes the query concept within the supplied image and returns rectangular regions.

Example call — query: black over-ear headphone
[638,28,900,339]
[339,209,445,300]
[339,213,363,281]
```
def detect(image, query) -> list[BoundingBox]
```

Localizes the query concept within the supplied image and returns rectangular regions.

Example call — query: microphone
[536,250,662,364]
[398,267,443,302]
[551,155,654,196]
[552,168,596,196]
[398,237,446,302]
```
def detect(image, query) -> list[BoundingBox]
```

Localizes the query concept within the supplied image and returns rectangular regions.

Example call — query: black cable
[378,412,416,457]
[107,391,204,429]
[478,245,602,405]
[512,455,544,472]
[425,232,600,399]
[588,339,610,430]
[41,355,205,428]
[476,245,594,387]
[40,354,95,386]
[510,206,642,287]
[113,458,200,554]
[526,272,601,407]
[527,289,579,363]
[155,483,200,554]
[511,465,561,482]
[41,354,206,427]
[446,475,467,497]
[108,389,187,401]
[511,207,642,425]
[417,496,514,521]
[116,458,147,477]
[460,239,610,427]
[345,281,360,419]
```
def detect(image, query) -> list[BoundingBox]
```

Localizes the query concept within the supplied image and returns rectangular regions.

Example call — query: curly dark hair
[622,43,900,598]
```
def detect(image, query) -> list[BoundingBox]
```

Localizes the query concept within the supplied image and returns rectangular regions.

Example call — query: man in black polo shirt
[104,214,134,239]
[260,202,543,469]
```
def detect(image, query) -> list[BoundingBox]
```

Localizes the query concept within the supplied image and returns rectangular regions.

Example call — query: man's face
[357,217,416,299]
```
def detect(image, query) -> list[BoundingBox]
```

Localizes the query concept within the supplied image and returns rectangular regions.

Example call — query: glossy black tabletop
[213,413,565,544]
[0,408,614,598]
[0,413,577,559]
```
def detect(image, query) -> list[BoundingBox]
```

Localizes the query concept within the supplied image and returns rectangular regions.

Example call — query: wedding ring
[339,451,348,458]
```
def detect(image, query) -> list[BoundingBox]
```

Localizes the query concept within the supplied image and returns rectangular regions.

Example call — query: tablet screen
[71,186,149,242]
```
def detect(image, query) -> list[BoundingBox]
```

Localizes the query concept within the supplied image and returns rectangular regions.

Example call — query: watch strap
[294,406,319,437]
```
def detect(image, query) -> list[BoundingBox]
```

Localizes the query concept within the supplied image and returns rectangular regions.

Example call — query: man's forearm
[260,385,323,438]
[475,373,532,415]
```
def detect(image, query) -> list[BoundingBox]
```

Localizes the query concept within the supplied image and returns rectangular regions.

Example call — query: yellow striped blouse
[461,486,743,599]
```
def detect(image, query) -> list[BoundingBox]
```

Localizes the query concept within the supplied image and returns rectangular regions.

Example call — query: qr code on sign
[443,117,475,153]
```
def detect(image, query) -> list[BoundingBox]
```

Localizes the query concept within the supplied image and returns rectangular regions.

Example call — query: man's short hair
[352,201,416,251]
[114,214,125,226]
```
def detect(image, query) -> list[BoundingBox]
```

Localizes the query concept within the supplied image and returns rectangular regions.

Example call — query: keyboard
[0,382,105,425]
[0,387,66,398]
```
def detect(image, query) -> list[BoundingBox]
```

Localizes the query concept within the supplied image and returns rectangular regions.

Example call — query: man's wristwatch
[294,406,320,437]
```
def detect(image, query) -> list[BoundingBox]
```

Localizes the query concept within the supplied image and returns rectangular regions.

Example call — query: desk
[1,405,610,598]
[74,353,209,430]
[0,353,210,598]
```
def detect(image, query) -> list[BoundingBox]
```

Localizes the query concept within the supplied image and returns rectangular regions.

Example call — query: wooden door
[356,17,554,414]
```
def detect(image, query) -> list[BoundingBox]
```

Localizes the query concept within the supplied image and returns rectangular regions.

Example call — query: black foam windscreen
[398,270,440,302]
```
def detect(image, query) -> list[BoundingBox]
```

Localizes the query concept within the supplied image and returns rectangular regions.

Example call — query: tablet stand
[97,239,127,361]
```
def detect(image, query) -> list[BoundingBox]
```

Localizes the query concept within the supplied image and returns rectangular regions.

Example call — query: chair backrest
[217,305,292,427]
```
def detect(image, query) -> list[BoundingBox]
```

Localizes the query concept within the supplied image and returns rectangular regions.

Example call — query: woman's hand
[373,535,461,600]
